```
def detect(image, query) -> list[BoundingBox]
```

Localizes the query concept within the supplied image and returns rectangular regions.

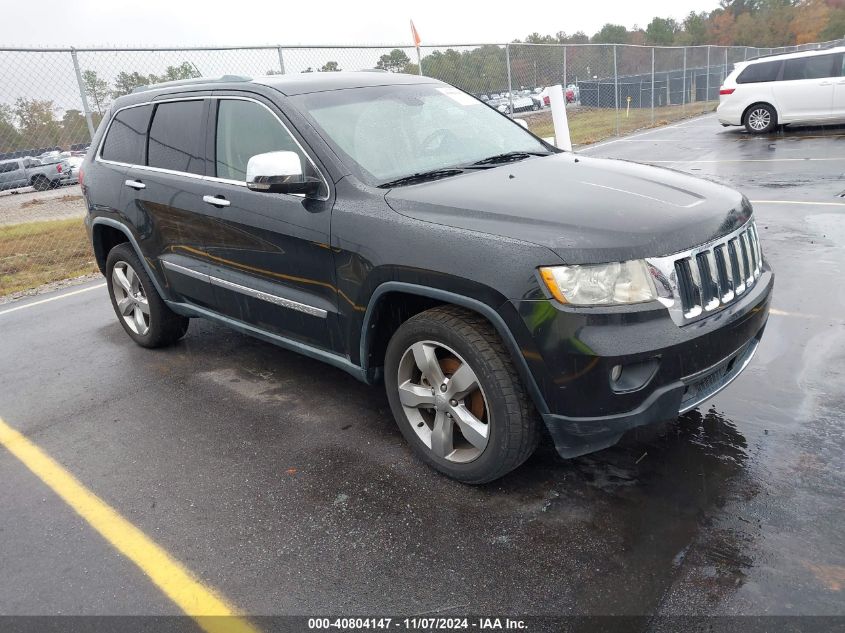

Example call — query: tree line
[0,62,202,154]
[581,0,842,47]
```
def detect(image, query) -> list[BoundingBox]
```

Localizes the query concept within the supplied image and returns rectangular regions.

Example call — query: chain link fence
[0,39,841,296]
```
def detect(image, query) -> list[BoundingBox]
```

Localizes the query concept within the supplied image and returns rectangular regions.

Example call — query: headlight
[539,260,657,306]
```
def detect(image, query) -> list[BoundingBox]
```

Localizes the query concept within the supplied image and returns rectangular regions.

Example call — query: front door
[196,94,338,353]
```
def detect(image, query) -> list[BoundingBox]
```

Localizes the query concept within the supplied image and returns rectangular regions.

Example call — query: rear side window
[101,105,152,164]
[148,100,206,175]
[737,60,782,84]
[0,161,19,174]
[783,54,838,81]
[214,99,309,181]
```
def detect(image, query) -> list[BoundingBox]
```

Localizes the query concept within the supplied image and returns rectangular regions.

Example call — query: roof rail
[132,75,252,94]
[746,44,840,62]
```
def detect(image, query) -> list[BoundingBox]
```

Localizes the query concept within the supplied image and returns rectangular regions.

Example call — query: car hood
[384,153,751,264]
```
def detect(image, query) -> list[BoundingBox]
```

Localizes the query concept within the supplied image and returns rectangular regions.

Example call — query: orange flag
[410,20,421,47]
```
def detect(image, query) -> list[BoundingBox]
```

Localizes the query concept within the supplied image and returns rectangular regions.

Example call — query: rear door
[197,92,337,352]
[119,96,217,308]
[773,53,838,122]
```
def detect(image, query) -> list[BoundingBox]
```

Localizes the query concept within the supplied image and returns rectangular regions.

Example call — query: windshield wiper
[377,168,465,189]
[465,151,552,168]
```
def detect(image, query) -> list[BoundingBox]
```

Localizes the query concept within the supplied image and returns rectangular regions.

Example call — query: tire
[31,175,50,191]
[105,243,189,348]
[743,103,777,134]
[384,306,540,484]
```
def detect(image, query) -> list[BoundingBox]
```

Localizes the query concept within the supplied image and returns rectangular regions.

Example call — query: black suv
[82,72,773,483]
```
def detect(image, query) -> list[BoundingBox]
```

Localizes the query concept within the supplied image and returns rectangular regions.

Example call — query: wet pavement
[0,115,843,625]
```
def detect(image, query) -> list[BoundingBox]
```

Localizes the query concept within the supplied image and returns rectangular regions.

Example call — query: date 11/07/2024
[307,617,527,630]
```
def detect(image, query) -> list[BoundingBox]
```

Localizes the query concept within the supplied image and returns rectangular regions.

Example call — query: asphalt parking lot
[1,115,843,629]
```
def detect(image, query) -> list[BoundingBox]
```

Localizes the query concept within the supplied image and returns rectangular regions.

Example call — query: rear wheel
[105,243,189,348]
[31,175,50,191]
[384,306,540,484]
[744,103,777,134]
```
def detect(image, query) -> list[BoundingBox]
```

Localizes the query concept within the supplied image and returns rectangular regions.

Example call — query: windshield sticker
[437,87,480,106]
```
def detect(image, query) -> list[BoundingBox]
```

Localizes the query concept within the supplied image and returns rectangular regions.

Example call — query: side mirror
[246,151,322,196]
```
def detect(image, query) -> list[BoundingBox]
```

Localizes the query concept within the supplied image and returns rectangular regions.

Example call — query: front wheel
[384,306,540,484]
[744,103,777,134]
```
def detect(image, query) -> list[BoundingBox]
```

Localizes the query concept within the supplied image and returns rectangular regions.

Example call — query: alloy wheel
[396,341,490,463]
[111,261,150,336]
[748,108,771,131]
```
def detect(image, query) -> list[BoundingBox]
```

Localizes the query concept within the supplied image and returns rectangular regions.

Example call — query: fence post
[682,47,687,110]
[651,47,655,124]
[276,46,286,74]
[506,43,514,115]
[70,48,95,141]
[563,45,567,87]
[613,44,619,136]
[706,45,711,106]
[726,48,730,83]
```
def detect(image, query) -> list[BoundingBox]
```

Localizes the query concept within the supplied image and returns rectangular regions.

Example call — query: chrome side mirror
[246,151,321,196]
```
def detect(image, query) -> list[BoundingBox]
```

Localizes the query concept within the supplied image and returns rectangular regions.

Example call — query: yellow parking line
[0,416,259,633]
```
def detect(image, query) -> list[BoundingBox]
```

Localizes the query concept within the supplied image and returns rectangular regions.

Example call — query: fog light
[610,364,622,382]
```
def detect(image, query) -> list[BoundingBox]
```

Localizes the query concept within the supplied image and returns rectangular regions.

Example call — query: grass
[526,101,718,145]
[0,218,98,296]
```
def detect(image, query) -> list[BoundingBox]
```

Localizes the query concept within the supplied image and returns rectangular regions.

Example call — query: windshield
[291,83,553,186]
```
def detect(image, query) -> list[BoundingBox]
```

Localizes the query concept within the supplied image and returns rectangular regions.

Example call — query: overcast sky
[3,0,721,48]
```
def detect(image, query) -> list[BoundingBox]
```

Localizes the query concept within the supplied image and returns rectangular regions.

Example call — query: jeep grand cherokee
[81,72,773,483]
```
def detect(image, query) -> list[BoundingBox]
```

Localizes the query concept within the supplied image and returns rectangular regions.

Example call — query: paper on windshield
[437,87,480,106]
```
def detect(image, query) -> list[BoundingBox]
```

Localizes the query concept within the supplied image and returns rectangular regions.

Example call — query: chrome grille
[647,220,764,326]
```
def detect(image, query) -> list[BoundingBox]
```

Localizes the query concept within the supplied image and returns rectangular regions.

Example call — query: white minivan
[717,47,845,134]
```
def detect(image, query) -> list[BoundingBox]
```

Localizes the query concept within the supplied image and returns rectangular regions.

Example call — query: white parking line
[646,157,845,164]
[750,199,845,207]
[0,283,106,317]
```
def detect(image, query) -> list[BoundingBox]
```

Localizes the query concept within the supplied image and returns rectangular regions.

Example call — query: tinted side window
[783,54,837,81]
[148,100,206,175]
[101,105,152,164]
[737,60,782,84]
[215,99,315,183]
[0,162,19,174]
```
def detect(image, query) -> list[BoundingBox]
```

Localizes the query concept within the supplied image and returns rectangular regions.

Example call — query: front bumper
[512,266,773,458]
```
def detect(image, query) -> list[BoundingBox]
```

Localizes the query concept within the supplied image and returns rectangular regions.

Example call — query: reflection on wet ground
[586,115,845,617]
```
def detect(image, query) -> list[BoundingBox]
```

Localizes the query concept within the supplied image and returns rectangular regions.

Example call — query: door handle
[820,81,833,86]
[203,195,230,207]
[124,179,146,190]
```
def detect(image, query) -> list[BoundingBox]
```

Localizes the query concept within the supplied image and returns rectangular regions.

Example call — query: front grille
[647,219,764,326]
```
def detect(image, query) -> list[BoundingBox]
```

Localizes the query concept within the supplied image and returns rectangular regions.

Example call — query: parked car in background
[83,72,772,483]
[64,153,84,183]
[496,94,538,113]
[718,47,845,134]
[0,156,72,191]
[566,84,580,103]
